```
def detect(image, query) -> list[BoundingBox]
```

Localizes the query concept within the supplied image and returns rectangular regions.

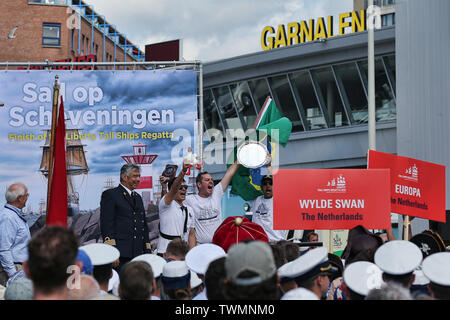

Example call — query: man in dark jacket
[100,164,151,270]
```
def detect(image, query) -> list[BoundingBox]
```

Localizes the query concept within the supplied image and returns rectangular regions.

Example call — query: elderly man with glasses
[157,162,196,256]
[0,183,31,286]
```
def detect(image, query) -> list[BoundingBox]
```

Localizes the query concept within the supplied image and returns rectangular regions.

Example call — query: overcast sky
[85,0,354,62]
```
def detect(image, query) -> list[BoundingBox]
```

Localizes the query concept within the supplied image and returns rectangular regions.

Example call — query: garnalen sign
[261,10,367,51]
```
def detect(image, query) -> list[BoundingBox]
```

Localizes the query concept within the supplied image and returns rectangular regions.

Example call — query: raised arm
[220,160,240,193]
[164,162,190,205]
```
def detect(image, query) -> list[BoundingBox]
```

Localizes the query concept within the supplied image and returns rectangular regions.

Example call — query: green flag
[228,97,292,201]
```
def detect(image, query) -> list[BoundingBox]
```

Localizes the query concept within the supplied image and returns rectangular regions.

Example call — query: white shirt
[157,195,193,254]
[120,183,133,196]
[185,184,224,244]
[251,196,287,242]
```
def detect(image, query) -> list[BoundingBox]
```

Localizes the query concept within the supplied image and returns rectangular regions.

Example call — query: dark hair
[282,242,300,262]
[27,226,79,294]
[429,282,450,300]
[164,288,192,300]
[383,272,414,288]
[165,239,189,260]
[205,257,226,300]
[93,264,112,286]
[295,275,318,291]
[223,270,279,300]
[196,172,210,185]
[270,243,287,269]
[307,232,319,241]
[119,261,154,300]
[347,287,365,300]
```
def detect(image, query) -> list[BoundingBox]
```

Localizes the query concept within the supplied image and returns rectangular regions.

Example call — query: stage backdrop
[0,70,197,242]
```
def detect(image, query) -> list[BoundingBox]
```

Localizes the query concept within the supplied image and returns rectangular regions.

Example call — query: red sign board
[368,150,446,222]
[273,169,391,230]
[137,176,153,189]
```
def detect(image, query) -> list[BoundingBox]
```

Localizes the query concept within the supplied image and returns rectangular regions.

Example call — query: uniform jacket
[100,185,151,258]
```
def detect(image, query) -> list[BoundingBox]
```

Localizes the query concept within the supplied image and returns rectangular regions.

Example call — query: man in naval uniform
[100,164,151,270]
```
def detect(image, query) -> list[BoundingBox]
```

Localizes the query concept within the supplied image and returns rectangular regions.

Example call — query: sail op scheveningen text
[8,131,175,142]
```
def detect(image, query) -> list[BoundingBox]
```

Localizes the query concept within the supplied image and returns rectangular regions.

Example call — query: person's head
[342,225,383,265]
[365,282,413,300]
[4,277,33,300]
[5,182,29,209]
[270,243,287,269]
[422,252,450,300]
[343,261,383,300]
[374,240,422,289]
[119,261,154,300]
[164,238,189,261]
[205,257,226,300]
[161,261,191,300]
[307,232,319,242]
[67,275,100,300]
[168,178,188,203]
[196,171,214,197]
[24,226,79,298]
[223,240,279,300]
[120,164,141,191]
[131,254,167,298]
[185,243,226,279]
[260,175,273,199]
[76,249,93,275]
[282,242,300,262]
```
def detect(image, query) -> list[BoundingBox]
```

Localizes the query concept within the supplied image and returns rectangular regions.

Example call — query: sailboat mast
[46,75,60,212]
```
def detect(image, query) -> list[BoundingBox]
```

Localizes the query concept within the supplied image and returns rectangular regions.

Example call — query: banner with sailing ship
[0,70,198,246]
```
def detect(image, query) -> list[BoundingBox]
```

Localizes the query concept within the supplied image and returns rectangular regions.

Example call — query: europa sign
[261,10,366,51]
[273,169,391,230]
[368,150,446,222]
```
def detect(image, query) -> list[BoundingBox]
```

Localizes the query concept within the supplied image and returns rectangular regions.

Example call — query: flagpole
[46,75,60,212]
[368,0,376,151]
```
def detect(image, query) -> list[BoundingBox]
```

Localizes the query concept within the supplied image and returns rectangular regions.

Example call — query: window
[381,13,395,26]
[230,82,257,129]
[212,86,244,131]
[42,23,61,46]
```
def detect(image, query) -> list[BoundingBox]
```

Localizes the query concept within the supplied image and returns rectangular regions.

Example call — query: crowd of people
[1,160,450,301]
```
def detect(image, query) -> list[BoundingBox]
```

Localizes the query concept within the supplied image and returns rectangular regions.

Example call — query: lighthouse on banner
[121,143,158,211]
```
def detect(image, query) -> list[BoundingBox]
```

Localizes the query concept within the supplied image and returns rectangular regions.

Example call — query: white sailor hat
[185,243,226,275]
[412,268,430,286]
[422,252,450,286]
[132,254,167,278]
[278,247,337,284]
[79,243,120,266]
[161,261,191,290]
[108,269,119,292]
[190,270,203,289]
[343,261,383,296]
[374,240,422,275]
[281,287,319,300]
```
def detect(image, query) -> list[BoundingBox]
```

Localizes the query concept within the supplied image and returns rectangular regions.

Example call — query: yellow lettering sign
[261,26,275,50]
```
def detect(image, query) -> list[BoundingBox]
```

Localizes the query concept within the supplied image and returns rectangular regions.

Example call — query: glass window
[42,23,61,46]
[290,71,327,130]
[212,86,243,131]
[230,82,257,129]
[383,55,396,93]
[268,75,304,132]
[382,13,395,26]
[203,90,225,136]
[311,67,349,128]
[333,63,368,124]
[248,78,271,112]
[358,58,396,122]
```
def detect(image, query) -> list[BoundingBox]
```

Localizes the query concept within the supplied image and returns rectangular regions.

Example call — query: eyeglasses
[179,185,188,190]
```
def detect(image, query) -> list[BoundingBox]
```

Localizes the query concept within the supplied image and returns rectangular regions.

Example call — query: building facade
[354,0,396,27]
[0,0,144,67]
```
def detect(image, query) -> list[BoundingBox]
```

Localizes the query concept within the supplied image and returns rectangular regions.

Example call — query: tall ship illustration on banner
[39,128,89,216]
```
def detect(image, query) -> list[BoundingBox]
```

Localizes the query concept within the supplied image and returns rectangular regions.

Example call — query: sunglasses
[179,185,188,190]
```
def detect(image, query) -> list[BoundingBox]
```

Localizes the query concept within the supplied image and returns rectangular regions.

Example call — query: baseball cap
[225,240,276,286]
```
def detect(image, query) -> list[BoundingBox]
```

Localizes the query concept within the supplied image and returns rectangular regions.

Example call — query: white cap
[278,247,335,282]
[422,252,450,286]
[162,261,189,278]
[185,243,226,275]
[79,243,120,266]
[343,261,383,296]
[281,287,318,300]
[190,271,202,289]
[132,254,167,278]
[374,240,422,275]
[108,269,119,292]
[413,268,430,286]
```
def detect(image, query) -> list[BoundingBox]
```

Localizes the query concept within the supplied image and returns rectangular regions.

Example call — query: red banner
[368,150,446,222]
[273,169,391,230]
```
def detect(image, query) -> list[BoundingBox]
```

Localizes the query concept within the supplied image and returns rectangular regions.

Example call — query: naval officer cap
[161,261,191,290]
[374,240,422,276]
[132,254,167,278]
[185,243,226,275]
[79,243,120,266]
[343,261,383,297]
[422,252,450,286]
[281,287,319,300]
[278,247,337,284]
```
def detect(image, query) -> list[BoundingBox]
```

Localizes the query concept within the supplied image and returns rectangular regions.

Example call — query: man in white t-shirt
[157,162,196,255]
[251,174,287,242]
[184,161,240,245]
